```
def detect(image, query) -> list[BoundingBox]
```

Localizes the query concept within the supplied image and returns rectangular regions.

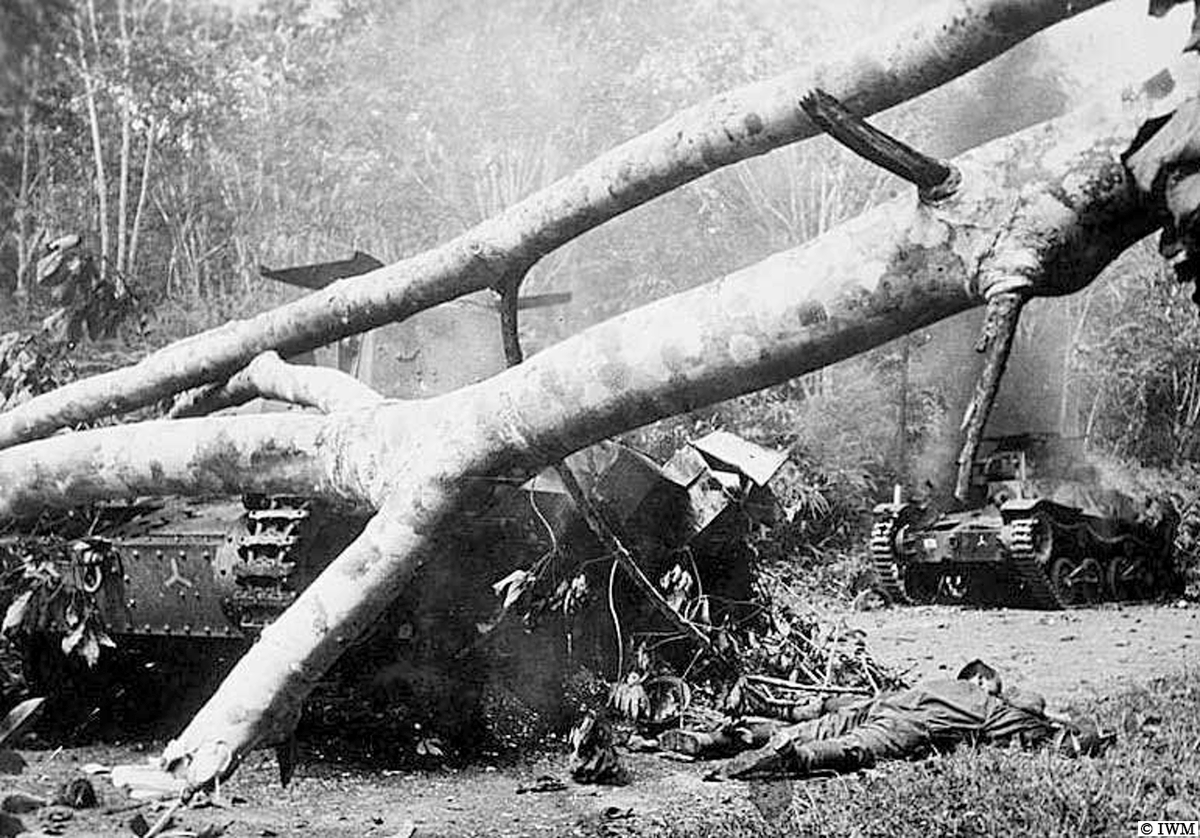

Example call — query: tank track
[1005,515,1065,609]
[870,514,911,605]
[230,496,312,631]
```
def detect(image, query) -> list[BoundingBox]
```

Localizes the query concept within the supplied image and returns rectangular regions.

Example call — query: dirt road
[3,600,1197,838]
[844,600,1200,711]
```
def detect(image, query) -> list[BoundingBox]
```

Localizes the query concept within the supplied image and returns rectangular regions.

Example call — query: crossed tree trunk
[0,0,1193,789]
[0,0,1112,450]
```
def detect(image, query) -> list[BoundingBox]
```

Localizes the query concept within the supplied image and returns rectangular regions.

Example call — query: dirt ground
[3,600,1198,838]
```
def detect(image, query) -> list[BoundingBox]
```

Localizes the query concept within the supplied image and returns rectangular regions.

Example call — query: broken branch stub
[799,88,960,201]
[498,277,525,367]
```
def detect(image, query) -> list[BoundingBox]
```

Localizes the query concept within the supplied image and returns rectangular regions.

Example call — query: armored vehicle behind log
[2,433,783,734]
[1,254,791,737]
[870,434,1179,609]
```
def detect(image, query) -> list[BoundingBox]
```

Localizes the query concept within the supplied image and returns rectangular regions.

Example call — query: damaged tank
[1,495,371,724]
[0,252,556,727]
[870,434,1180,609]
[2,433,784,736]
[1,254,787,736]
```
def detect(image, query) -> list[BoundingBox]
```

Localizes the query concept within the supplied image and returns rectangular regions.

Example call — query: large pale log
[0,409,390,518]
[0,0,1113,451]
[101,64,1183,786]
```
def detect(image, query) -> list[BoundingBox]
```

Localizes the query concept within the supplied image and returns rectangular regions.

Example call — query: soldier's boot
[660,728,720,756]
[661,720,770,758]
[720,726,809,779]
[791,739,876,776]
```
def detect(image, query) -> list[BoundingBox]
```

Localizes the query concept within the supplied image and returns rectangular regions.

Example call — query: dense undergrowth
[669,670,1200,837]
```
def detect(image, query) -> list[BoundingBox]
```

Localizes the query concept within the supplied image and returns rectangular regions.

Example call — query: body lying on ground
[661,660,1110,779]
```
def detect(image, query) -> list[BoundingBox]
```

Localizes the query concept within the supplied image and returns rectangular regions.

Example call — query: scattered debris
[0,697,45,748]
[138,797,183,838]
[1,793,46,814]
[623,733,659,752]
[515,774,567,794]
[111,761,187,801]
[41,805,73,824]
[55,777,98,809]
[602,806,634,821]
[414,735,444,759]
[128,812,151,836]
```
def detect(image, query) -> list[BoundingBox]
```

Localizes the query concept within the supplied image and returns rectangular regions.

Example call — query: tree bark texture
[0,0,1114,451]
[168,351,385,418]
[0,410,387,520]
[0,63,1166,786]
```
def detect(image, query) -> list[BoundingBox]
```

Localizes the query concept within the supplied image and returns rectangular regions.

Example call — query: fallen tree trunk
[0,411,378,519]
[1,58,1185,786]
[0,0,1113,451]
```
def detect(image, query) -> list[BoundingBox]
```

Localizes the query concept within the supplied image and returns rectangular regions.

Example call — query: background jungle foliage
[2,0,1199,592]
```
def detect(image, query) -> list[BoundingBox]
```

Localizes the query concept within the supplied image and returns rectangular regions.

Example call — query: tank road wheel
[1107,553,1152,601]
[1076,558,1105,603]
[1049,556,1103,606]
[940,572,970,602]
[1027,517,1054,563]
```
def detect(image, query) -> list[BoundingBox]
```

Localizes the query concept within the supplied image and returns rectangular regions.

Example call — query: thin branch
[116,0,132,277]
[744,673,872,696]
[127,116,157,276]
[170,351,384,418]
[74,5,110,279]
[496,273,735,676]
[498,280,523,366]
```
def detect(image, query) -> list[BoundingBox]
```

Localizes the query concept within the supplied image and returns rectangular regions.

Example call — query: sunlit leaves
[1,591,33,636]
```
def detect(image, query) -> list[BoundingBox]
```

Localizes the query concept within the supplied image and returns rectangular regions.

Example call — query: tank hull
[871,497,1178,609]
